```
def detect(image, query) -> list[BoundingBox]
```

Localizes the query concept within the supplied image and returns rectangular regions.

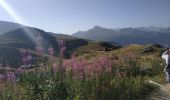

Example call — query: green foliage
[19,72,50,100]
[124,57,141,76]
[0,58,155,100]
[0,45,161,100]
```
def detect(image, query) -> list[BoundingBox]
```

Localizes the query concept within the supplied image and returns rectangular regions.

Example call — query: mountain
[0,21,23,35]
[47,32,119,57]
[72,26,170,46]
[137,26,170,33]
[48,32,78,40]
[0,27,83,67]
[73,26,114,41]
[0,27,59,67]
[0,27,59,50]
[0,21,117,68]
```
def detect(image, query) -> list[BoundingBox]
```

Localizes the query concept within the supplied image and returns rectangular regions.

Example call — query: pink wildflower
[0,63,2,67]
[60,47,66,56]
[36,33,44,53]
[36,46,43,52]
[58,40,65,47]
[6,72,15,81]
[48,47,54,56]
[0,74,4,80]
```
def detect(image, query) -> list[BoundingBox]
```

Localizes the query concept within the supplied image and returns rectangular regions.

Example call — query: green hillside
[0,27,117,67]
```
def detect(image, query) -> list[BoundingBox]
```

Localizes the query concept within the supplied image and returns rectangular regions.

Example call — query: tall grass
[0,39,158,100]
[0,56,155,100]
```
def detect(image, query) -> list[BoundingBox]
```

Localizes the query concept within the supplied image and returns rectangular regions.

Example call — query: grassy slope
[77,44,165,83]
[0,43,164,99]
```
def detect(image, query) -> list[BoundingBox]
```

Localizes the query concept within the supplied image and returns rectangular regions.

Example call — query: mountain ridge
[0,21,24,35]
[72,26,170,46]
[0,21,117,67]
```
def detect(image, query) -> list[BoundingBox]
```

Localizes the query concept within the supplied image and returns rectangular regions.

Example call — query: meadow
[0,41,165,100]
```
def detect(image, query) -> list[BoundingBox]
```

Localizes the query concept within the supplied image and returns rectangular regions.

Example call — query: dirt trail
[148,80,170,100]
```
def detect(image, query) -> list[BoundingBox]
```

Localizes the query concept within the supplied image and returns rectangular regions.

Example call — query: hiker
[162,48,170,82]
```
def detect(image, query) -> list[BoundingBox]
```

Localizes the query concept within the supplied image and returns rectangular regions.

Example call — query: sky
[0,0,170,34]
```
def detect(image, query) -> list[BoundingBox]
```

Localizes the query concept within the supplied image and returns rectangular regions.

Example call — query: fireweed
[6,72,15,81]
[62,55,113,78]
[35,33,44,53]
[57,39,67,73]
[47,40,68,100]
[18,33,48,100]
[48,46,55,76]
[19,39,68,100]
[58,39,67,57]
[48,47,54,56]
[20,49,33,65]
[0,63,2,67]
[0,38,156,100]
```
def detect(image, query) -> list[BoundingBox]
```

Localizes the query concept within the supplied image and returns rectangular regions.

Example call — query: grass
[0,58,156,100]
[0,44,165,100]
[149,74,166,84]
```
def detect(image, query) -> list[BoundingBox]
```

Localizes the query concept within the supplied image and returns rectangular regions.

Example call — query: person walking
[162,48,170,82]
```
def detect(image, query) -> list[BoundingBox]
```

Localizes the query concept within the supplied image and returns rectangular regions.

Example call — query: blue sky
[0,0,170,34]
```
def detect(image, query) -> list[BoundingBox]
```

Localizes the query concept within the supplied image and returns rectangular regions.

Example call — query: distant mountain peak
[72,25,170,46]
[93,25,103,29]
[77,31,83,33]
[92,25,111,30]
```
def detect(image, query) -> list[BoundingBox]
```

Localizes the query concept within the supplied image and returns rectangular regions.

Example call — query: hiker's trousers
[164,66,170,82]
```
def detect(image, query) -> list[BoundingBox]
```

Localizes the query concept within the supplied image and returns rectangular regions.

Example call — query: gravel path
[148,80,170,100]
